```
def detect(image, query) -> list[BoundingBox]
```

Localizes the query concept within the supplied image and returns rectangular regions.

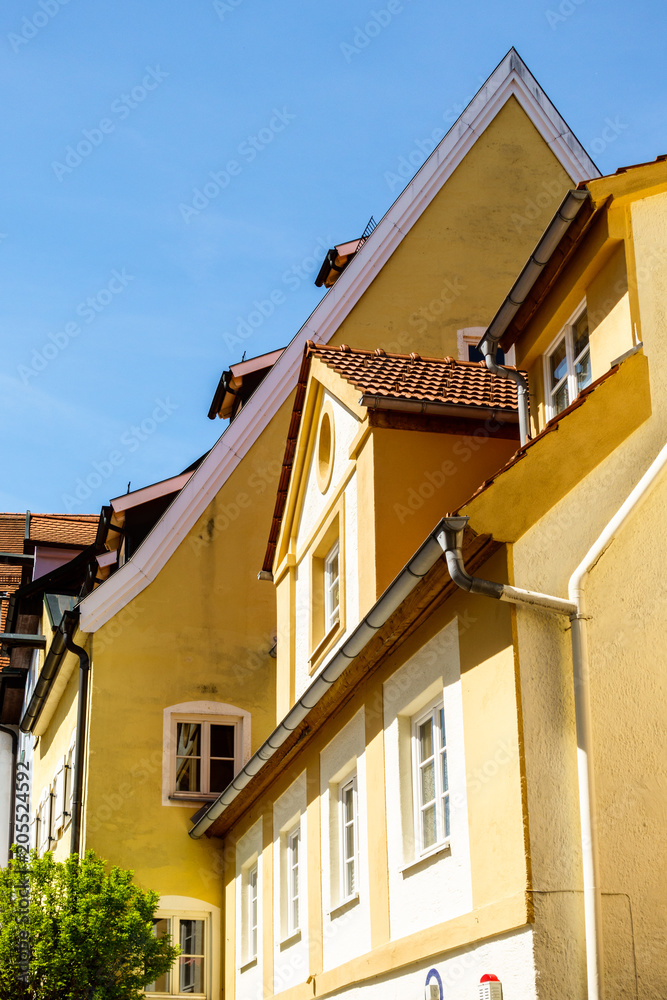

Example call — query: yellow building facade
[18,49,622,1000]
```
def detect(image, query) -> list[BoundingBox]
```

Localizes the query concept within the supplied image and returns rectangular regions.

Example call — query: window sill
[328,893,359,919]
[239,957,258,973]
[399,840,451,875]
[279,929,301,950]
[168,793,218,803]
[309,620,343,674]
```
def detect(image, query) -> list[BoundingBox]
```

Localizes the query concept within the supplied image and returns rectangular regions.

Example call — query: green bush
[0,848,178,1000]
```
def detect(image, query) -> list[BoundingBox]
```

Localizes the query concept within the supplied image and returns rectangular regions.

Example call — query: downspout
[63,619,89,856]
[442,440,667,1000]
[479,341,530,446]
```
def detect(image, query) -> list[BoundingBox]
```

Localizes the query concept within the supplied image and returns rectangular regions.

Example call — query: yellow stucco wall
[331,97,574,360]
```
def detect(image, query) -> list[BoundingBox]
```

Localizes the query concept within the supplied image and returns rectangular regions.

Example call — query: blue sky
[2,0,665,514]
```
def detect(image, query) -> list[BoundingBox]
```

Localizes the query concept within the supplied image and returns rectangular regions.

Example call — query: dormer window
[545,304,591,418]
[324,542,340,633]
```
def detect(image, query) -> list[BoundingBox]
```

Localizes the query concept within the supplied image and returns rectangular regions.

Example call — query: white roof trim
[79,49,598,632]
[110,471,193,513]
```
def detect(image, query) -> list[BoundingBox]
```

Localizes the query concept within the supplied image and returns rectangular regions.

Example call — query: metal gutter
[0,634,47,649]
[19,610,77,734]
[189,519,451,839]
[359,395,520,422]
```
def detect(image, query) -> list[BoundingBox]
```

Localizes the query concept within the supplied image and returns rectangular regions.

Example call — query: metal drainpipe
[479,338,531,446]
[63,625,90,856]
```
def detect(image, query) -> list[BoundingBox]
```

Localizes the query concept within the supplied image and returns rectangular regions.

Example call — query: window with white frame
[246,865,259,962]
[36,788,52,856]
[324,541,340,634]
[339,775,358,900]
[146,913,207,997]
[412,701,450,855]
[544,304,591,418]
[457,327,515,366]
[51,760,66,842]
[286,825,300,934]
[171,716,239,799]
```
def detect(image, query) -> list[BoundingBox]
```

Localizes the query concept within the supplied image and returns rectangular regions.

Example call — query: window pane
[343,785,353,824]
[331,579,340,616]
[345,859,355,897]
[573,311,589,358]
[553,380,569,414]
[421,803,437,848]
[177,722,200,757]
[444,794,451,838]
[438,708,446,747]
[441,751,448,793]
[176,756,200,793]
[209,758,234,792]
[210,724,235,758]
[180,918,205,956]
[576,348,591,392]
[420,761,435,804]
[345,821,355,860]
[418,718,433,762]
[549,339,567,388]
[147,919,171,993]
[179,955,204,994]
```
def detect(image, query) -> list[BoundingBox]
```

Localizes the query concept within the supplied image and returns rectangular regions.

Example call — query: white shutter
[30,811,38,851]
[53,761,65,836]
[38,792,49,855]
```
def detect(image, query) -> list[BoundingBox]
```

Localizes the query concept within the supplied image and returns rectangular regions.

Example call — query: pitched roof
[0,513,26,554]
[79,48,598,633]
[261,343,523,574]
[310,343,521,412]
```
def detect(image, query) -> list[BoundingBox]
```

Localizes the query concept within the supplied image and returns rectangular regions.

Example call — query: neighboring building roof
[0,513,26,554]
[26,513,98,548]
[314,217,377,289]
[79,48,598,633]
[261,342,523,574]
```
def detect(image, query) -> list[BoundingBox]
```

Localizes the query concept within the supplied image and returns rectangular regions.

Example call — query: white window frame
[324,541,340,634]
[247,864,259,963]
[543,300,590,421]
[412,699,450,857]
[170,714,241,801]
[339,775,358,902]
[145,910,209,999]
[286,824,300,935]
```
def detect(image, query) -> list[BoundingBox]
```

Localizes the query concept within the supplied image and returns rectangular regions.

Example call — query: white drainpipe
[568,439,667,1000]
[441,439,667,1000]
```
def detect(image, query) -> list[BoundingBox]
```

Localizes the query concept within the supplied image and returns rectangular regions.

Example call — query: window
[286,826,300,934]
[544,305,591,418]
[36,789,51,856]
[412,702,449,855]
[247,865,258,961]
[64,730,76,829]
[457,327,515,366]
[339,776,358,900]
[324,542,340,634]
[146,915,207,997]
[171,717,238,799]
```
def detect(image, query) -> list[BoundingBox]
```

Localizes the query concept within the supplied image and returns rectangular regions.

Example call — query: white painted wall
[235,818,263,1000]
[0,729,15,866]
[272,772,308,979]
[318,926,536,1000]
[319,708,371,971]
[383,620,473,940]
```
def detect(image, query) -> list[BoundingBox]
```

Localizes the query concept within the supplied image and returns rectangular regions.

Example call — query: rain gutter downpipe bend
[188,522,449,840]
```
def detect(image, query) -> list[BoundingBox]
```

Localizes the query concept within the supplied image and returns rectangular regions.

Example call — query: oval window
[317,408,334,493]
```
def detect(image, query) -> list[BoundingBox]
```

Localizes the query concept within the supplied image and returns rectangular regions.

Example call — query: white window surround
[339,775,358,903]
[456,327,515,366]
[241,859,260,967]
[145,895,220,1000]
[542,300,591,421]
[412,698,450,857]
[162,702,251,807]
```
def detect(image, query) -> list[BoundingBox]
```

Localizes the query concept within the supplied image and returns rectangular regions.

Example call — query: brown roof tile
[0,514,26,554]
[27,513,98,546]
[309,343,521,412]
